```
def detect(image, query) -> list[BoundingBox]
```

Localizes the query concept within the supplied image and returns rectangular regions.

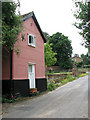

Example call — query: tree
[48,32,73,69]
[43,32,50,41]
[81,53,90,65]
[2,2,23,55]
[73,1,90,48]
[74,54,79,57]
[44,42,57,67]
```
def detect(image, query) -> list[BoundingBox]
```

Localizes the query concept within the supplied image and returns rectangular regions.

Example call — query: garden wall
[46,66,72,73]
[46,71,86,81]
[46,73,73,81]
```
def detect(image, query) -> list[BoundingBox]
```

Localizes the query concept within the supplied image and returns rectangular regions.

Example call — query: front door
[28,64,35,88]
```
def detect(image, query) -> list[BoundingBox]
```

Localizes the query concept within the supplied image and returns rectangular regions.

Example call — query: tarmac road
[2,75,88,118]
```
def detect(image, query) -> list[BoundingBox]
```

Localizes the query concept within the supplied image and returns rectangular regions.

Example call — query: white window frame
[28,34,35,47]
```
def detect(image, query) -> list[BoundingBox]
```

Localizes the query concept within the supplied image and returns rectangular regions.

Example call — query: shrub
[61,79,68,85]
[47,72,87,92]
[60,73,76,85]
[77,62,83,67]
[47,79,56,91]
[2,97,14,103]
[71,76,75,81]
[2,96,24,103]
[35,91,40,96]
[77,73,87,78]
[66,73,71,79]
[66,73,75,82]
[58,77,62,82]
[55,83,60,88]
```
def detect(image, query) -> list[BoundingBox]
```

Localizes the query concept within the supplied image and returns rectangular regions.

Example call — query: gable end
[22,12,46,43]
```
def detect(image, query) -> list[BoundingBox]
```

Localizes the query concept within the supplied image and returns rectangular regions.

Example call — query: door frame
[28,62,36,89]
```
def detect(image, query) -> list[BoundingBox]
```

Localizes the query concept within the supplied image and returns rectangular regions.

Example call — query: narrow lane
[3,75,88,118]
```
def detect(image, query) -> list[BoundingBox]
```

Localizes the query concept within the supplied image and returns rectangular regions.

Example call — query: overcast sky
[18,0,88,56]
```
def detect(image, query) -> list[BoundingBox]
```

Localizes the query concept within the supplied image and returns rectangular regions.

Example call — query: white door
[28,64,35,88]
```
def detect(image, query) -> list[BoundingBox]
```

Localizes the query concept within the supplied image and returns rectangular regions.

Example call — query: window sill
[28,44,35,48]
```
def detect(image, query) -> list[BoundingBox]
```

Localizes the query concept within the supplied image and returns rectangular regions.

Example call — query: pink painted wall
[2,53,10,80]
[12,17,45,80]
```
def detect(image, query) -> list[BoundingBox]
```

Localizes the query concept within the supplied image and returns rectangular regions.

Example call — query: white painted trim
[28,34,35,47]
[28,62,36,65]
[28,64,36,88]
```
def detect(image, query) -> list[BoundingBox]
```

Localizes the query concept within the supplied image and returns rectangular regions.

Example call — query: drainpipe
[10,50,13,98]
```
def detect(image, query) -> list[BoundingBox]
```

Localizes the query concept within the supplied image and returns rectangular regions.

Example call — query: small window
[28,34,35,47]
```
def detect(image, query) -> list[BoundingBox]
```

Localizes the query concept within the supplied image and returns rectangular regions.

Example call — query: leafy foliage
[43,32,50,41]
[48,32,73,69]
[47,72,87,92]
[76,73,88,78]
[44,42,57,67]
[2,96,25,103]
[66,73,75,81]
[2,2,23,55]
[73,1,90,48]
[47,79,56,91]
[75,61,83,67]
[81,53,90,65]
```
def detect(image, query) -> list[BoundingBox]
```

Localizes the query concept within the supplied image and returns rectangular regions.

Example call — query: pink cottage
[2,12,47,97]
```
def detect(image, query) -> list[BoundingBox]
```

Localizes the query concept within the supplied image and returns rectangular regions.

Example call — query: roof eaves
[22,12,33,21]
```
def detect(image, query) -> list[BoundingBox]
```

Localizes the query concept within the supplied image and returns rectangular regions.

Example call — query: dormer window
[28,34,35,47]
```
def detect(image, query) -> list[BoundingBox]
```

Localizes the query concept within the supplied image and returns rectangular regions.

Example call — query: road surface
[2,75,88,118]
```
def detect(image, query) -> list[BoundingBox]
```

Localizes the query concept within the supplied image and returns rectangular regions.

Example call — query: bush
[60,73,76,85]
[66,73,72,78]
[55,83,60,87]
[77,73,87,78]
[47,79,56,91]
[66,73,75,82]
[47,72,87,92]
[2,96,24,103]
[2,98,14,103]
[77,62,83,67]
[61,79,68,85]
[58,77,62,82]
[35,91,40,96]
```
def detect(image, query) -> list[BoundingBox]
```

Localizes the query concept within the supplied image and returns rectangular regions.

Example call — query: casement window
[28,34,35,47]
